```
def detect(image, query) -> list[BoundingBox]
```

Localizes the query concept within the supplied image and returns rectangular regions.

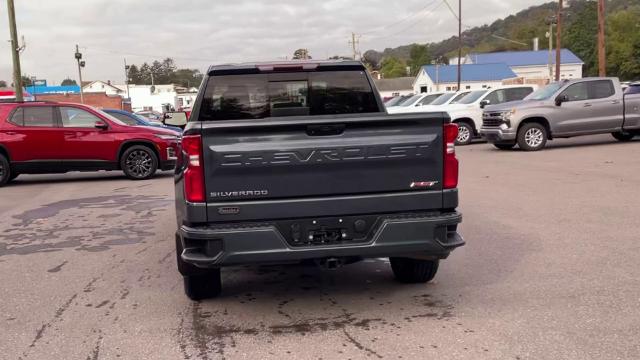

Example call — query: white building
[413,63,518,93]
[124,84,189,112]
[82,80,126,96]
[461,49,584,81]
[373,77,415,100]
[176,87,199,109]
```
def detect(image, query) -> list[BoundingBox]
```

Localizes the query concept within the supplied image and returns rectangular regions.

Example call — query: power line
[360,0,439,35]
[367,1,444,40]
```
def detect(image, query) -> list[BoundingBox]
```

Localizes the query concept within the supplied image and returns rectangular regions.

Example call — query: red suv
[0,101,180,186]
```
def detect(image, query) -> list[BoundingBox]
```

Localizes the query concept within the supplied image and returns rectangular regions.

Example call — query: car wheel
[121,145,158,180]
[0,153,11,187]
[611,131,635,142]
[517,123,547,151]
[184,271,222,301]
[493,143,515,150]
[455,122,473,145]
[390,257,439,283]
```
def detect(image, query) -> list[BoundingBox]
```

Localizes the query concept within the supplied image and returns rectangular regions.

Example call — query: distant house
[373,77,415,99]
[462,49,584,81]
[83,80,126,96]
[413,63,518,93]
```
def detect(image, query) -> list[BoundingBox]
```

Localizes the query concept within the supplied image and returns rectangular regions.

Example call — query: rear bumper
[479,126,517,142]
[178,211,463,269]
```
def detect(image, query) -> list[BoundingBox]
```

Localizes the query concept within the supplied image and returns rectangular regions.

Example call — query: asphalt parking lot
[1,134,639,360]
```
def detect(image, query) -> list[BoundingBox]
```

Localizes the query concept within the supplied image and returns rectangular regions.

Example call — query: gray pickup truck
[174,60,463,300]
[480,77,640,151]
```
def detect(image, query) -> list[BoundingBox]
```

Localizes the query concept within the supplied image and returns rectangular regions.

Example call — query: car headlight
[154,134,179,141]
[501,109,516,121]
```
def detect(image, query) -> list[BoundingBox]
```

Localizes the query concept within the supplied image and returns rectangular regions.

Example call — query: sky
[0,0,550,85]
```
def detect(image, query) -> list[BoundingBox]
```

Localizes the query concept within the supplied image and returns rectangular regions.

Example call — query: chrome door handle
[611,100,620,104]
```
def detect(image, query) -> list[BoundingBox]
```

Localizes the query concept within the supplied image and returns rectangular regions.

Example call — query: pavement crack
[342,328,383,359]
[46,260,68,273]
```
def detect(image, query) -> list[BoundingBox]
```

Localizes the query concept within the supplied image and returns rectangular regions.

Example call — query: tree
[170,68,204,88]
[21,76,33,86]
[407,44,431,76]
[606,6,640,80]
[0,80,7,88]
[293,49,311,60]
[380,57,408,78]
[61,78,78,86]
[564,2,598,76]
[127,64,142,84]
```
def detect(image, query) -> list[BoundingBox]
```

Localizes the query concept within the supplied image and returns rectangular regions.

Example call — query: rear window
[198,70,379,121]
[10,106,56,127]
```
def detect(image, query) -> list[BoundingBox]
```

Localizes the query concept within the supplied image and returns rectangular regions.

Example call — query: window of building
[466,85,471,90]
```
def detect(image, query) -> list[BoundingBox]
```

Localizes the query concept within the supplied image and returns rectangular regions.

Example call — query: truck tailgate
[200,113,447,220]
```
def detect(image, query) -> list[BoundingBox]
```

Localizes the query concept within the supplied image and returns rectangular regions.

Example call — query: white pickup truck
[446,85,536,145]
[391,91,471,114]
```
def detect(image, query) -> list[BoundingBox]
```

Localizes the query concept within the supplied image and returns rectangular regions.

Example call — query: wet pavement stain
[0,195,172,257]
[47,260,68,273]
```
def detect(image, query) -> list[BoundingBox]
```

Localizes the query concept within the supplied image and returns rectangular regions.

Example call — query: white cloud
[0,0,549,85]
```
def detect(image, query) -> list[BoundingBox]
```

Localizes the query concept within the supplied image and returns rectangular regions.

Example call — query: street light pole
[6,0,24,101]
[75,44,85,103]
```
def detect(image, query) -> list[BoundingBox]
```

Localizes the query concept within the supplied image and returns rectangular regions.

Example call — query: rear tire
[120,145,158,180]
[455,122,474,146]
[184,271,222,301]
[493,143,515,150]
[175,234,222,300]
[517,123,547,151]
[612,131,635,142]
[0,154,11,187]
[390,257,439,283]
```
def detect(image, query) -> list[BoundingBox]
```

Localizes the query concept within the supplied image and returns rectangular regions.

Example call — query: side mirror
[479,100,490,109]
[555,95,568,106]
[163,111,188,128]
[94,120,108,130]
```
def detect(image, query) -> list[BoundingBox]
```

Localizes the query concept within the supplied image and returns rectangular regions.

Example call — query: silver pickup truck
[480,77,640,151]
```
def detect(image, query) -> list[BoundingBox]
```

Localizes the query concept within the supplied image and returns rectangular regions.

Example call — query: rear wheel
[455,122,473,146]
[517,123,547,151]
[175,234,222,300]
[0,154,11,187]
[493,143,515,150]
[611,131,635,142]
[390,257,439,283]
[120,145,158,180]
[184,271,222,301]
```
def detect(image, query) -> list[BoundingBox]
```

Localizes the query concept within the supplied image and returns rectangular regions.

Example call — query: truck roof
[207,60,364,75]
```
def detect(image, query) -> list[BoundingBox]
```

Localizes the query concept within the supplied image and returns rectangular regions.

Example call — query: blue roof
[30,85,80,95]
[422,63,517,83]
[468,49,583,66]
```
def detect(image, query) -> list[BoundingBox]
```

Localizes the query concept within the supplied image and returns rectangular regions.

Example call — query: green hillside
[363,0,640,80]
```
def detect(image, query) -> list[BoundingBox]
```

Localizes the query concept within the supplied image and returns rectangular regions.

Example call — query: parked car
[383,94,412,107]
[480,77,640,151]
[103,108,183,134]
[135,110,164,121]
[174,60,463,300]
[0,102,180,186]
[446,85,536,145]
[386,92,445,114]
[392,91,471,114]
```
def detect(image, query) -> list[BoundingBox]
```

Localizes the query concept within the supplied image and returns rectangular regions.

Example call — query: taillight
[181,135,205,202]
[443,123,459,189]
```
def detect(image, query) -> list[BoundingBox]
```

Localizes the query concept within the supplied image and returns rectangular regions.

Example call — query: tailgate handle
[306,124,345,136]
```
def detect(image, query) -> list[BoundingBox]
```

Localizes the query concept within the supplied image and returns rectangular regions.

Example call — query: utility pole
[597,0,606,76]
[546,16,556,81]
[124,58,130,99]
[457,0,462,91]
[349,32,360,60]
[75,44,85,103]
[555,0,563,81]
[7,0,24,101]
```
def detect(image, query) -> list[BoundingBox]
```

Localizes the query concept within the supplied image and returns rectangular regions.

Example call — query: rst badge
[410,181,439,189]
